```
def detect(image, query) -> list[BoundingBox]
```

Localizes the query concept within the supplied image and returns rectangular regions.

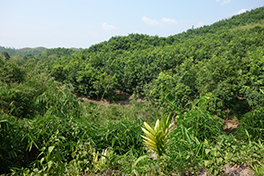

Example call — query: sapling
[141,113,173,157]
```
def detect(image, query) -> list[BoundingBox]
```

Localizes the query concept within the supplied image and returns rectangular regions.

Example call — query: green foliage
[1,7,264,175]
[240,48,264,106]
[0,115,27,173]
[34,7,264,117]
[0,81,39,118]
[163,87,225,175]
[182,93,224,141]
[36,83,82,117]
[168,127,264,175]
[42,47,77,59]
[0,46,46,57]
[162,83,224,141]
[141,113,173,157]
[92,100,160,124]
[93,117,145,156]
[236,106,264,141]
[0,57,26,84]
[176,7,264,39]
[0,59,54,118]
[1,51,10,60]
[168,127,209,175]
[92,72,117,100]
[146,70,192,114]
[251,162,264,176]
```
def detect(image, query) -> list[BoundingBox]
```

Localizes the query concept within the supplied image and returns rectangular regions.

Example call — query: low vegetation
[1,7,264,175]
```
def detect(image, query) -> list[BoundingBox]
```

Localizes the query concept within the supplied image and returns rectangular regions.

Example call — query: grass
[2,100,264,175]
[82,98,160,125]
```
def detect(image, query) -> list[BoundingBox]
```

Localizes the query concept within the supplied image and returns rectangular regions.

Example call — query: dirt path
[79,92,145,106]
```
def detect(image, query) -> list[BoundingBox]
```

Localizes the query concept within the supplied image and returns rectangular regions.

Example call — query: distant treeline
[0,46,47,56]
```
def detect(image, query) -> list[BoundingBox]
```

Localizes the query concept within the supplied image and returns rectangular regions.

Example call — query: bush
[0,115,28,173]
[178,96,224,142]
[236,106,264,141]
[0,57,26,84]
[92,117,145,156]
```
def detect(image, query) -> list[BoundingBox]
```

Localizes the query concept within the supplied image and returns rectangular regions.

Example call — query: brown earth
[78,91,145,106]
[224,119,239,134]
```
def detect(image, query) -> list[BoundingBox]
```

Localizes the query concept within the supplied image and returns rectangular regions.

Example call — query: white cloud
[141,16,177,26]
[222,0,231,4]
[216,0,231,5]
[141,16,161,26]
[161,17,177,24]
[102,22,117,30]
[238,9,247,15]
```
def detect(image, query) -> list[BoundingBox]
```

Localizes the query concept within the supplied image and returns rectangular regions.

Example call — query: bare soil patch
[224,119,239,134]
[78,91,145,106]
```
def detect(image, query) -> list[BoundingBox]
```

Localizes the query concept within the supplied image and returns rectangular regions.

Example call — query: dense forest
[1,6,264,175]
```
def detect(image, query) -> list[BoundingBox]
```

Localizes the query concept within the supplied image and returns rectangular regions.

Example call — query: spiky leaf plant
[141,113,173,157]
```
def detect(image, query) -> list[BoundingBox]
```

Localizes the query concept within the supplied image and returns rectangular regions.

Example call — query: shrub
[236,106,264,141]
[92,117,145,156]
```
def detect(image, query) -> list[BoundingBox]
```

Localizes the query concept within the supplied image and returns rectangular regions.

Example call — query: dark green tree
[1,51,10,60]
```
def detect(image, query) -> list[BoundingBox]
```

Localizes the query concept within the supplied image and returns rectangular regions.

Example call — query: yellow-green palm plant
[141,85,179,157]
[141,112,173,157]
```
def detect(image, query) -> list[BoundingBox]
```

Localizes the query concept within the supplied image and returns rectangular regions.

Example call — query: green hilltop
[0,46,47,56]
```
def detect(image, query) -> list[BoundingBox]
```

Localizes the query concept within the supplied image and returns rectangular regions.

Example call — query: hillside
[0,46,47,56]
[1,6,264,175]
[36,6,264,117]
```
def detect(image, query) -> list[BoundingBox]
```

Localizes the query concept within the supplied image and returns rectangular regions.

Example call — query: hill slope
[0,46,47,56]
[37,7,264,119]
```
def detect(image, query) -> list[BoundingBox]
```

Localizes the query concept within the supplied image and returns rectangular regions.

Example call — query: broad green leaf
[143,142,158,152]
[141,128,157,142]
[205,149,211,155]
[143,122,156,135]
[204,160,212,167]
[154,119,160,132]
[48,146,55,154]
[141,136,156,145]
[142,113,172,157]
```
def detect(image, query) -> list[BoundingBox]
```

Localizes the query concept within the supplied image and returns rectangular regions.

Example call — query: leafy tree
[1,51,10,60]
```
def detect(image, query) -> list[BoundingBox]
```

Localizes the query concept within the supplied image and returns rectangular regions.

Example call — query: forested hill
[4,6,264,118]
[81,6,264,54]
[0,46,47,56]
[175,6,264,39]
[2,6,263,56]
[33,6,264,119]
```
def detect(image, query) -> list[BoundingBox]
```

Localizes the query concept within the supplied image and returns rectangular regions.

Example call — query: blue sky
[0,0,263,49]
